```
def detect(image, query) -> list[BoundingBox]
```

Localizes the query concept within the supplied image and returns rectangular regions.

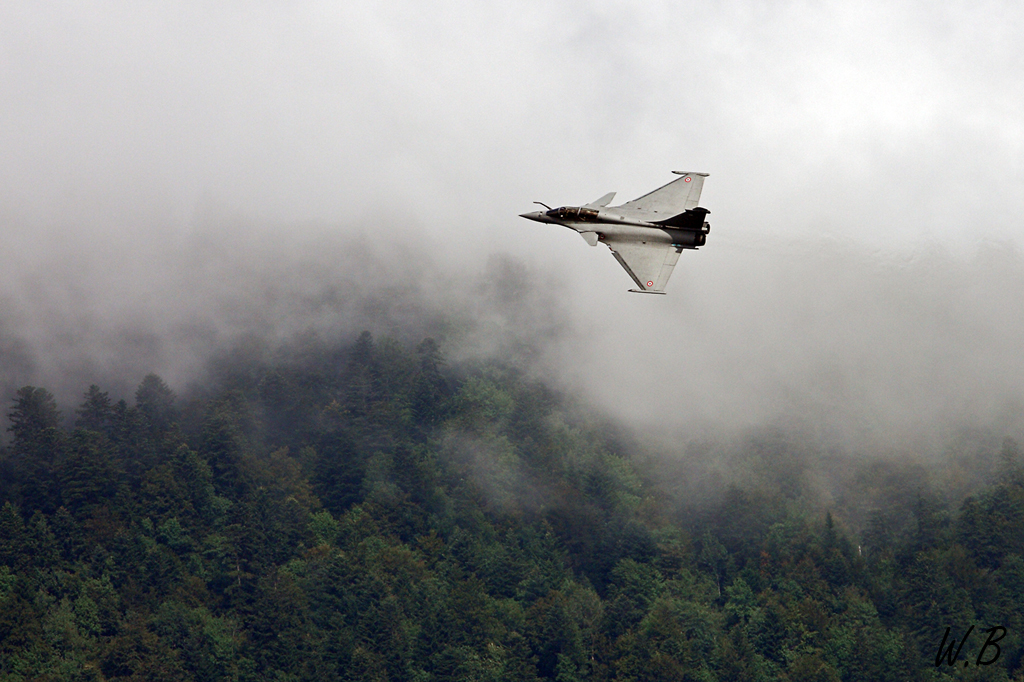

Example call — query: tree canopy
[1,332,1021,681]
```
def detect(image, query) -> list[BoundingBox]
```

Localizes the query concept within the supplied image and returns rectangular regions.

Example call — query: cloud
[2,0,1023,459]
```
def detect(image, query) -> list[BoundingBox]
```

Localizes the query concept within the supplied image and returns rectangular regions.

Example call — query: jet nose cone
[520,211,541,221]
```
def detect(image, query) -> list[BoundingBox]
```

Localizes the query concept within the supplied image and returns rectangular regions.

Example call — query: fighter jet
[520,171,710,294]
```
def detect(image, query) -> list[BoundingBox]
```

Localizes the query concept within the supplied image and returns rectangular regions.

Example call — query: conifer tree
[135,373,177,432]
[76,384,113,434]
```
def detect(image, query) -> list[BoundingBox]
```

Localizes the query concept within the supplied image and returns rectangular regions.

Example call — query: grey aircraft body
[520,171,710,294]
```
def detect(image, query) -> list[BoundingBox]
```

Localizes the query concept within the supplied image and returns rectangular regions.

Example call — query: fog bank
[3,208,1022,464]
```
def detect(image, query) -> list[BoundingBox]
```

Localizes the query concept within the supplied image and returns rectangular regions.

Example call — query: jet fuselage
[519,207,708,248]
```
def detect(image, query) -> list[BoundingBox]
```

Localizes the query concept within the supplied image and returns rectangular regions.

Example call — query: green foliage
[76,384,114,435]
[1,333,1022,680]
[136,373,177,433]
[7,385,61,447]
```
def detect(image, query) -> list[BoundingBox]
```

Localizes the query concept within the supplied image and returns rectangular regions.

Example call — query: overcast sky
[2,1,1023,449]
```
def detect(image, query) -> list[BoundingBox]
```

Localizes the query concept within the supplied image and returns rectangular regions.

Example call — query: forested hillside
[1,332,1022,681]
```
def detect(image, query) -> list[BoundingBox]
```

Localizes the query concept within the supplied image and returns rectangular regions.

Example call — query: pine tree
[0,501,27,569]
[76,384,114,434]
[135,374,176,433]
[7,386,64,513]
[7,386,61,455]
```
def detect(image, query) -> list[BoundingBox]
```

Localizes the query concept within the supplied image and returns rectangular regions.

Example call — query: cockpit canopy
[546,206,599,222]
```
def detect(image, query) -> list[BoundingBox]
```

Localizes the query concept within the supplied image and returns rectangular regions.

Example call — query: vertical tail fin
[585,192,616,208]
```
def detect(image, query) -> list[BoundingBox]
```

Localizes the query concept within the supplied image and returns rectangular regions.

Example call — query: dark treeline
[1,332,1022,681]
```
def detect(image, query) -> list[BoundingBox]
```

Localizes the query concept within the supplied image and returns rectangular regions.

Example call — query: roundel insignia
[646,280,654,287]
[684,176,691,182]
